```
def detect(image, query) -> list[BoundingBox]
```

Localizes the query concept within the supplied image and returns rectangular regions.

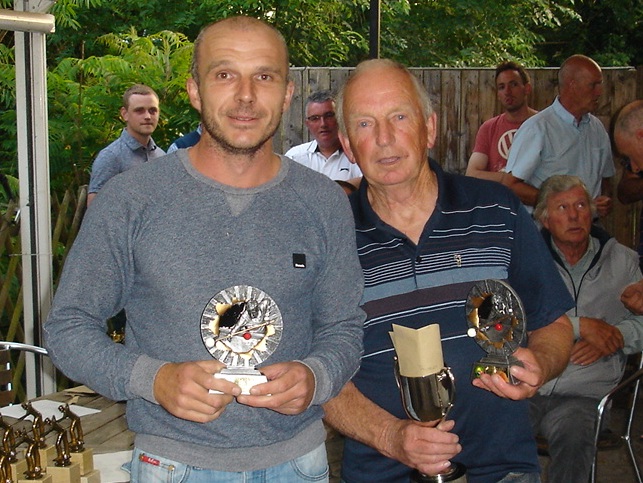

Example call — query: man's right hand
[378,418,461,476]
[594,195,613,217]
[153,360,241,423]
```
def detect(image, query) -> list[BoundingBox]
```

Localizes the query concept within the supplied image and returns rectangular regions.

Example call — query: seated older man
[530,174,643,483]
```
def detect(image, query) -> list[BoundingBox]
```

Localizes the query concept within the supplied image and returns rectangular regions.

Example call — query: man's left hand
[236,361,315,415]
[471,347,543,400]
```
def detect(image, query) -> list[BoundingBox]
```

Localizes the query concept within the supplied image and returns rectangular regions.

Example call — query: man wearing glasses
[286,90,362,181]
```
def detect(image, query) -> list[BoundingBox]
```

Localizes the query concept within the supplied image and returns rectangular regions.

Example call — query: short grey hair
[335,59,433,136]
[306,90,334,106]
[534,175,596,222]
[614,99,643,137]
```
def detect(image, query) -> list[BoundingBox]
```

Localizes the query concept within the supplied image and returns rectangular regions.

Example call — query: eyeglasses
[306,112,336,122]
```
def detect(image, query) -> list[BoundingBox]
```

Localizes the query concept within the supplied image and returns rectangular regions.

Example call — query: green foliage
[0,42,17,178]
[0,174,19,207]
[534,0,643,66]
[387,0,579,67]
[270,0,371,66]
[2,0,640,68]
[49,0,107,30]
[0,0,639,195]
[41,0,370,66]
[0,27,194,191]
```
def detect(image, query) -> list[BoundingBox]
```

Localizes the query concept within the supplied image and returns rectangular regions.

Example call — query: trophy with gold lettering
[391,324,467,483]
[201,285,283,394]
[466,279,526,384]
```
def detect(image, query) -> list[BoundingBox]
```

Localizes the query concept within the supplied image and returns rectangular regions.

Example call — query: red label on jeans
[140,454,161,466]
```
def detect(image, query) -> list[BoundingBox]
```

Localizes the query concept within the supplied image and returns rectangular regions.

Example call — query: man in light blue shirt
[503,55,614,217]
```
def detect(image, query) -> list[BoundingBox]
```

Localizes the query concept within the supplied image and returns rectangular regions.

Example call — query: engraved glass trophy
[201,285,283,394]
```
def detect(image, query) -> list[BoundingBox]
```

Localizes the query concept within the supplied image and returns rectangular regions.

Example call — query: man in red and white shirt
[466,61,537,182]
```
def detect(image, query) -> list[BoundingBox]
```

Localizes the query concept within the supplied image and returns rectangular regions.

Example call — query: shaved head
[190,16,289,85]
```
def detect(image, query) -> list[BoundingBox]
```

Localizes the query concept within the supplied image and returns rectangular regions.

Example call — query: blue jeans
[128,443,329,482]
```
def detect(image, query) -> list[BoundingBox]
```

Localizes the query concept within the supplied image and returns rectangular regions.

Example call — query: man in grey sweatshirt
[44,16,365,482]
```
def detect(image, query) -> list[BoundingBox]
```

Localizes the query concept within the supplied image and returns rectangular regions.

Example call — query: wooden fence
[277,66,643,248]
[0,187,85,401]
[0,67,641,399]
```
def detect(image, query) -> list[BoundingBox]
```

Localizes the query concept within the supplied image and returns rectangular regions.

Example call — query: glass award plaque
[200,285,283,394]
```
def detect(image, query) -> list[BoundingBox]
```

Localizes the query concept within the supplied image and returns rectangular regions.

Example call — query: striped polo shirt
[342,159,573,483]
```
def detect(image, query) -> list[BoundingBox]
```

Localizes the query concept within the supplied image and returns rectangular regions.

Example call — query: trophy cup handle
[395,362,455,423]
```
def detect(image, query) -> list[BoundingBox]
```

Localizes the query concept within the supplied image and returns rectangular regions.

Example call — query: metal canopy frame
[1,0,56,399]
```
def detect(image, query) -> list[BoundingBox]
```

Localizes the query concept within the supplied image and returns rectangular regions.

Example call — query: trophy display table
[2,389,133,483]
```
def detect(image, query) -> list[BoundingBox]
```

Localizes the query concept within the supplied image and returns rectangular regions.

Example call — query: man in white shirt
[286,90,362,181]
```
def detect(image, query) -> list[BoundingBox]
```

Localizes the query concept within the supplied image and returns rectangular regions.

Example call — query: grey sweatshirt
[44,151,365,471]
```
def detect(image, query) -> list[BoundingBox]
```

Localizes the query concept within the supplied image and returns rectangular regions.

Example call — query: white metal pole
[14,0,56,398]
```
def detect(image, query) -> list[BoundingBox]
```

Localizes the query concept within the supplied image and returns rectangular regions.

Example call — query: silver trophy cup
[395,362,467,483]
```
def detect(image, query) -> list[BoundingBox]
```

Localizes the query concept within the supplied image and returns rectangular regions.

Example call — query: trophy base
[40,444,58,468]
[11,458,28,480]
[80,469,101,483]
[211,367,268,395]
[471,355,524,385]
[411,462,467,482]
[71,449,95,475]
[47,462,81,483]
[18,474,53,483]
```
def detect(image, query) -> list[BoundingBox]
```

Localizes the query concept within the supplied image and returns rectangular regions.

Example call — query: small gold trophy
[0,452,13,483]
[58,404,101,483]
[46,417,82,483]
[22,403,56,469]
[18,431,52,483]
[0,414,26,478]
[201,285,283,395]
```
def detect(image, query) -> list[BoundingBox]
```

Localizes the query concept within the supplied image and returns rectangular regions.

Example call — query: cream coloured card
[390,323,444,377]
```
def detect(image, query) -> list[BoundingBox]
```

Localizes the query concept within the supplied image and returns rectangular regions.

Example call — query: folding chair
[0,342,49,406]
[590,353,643,483]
